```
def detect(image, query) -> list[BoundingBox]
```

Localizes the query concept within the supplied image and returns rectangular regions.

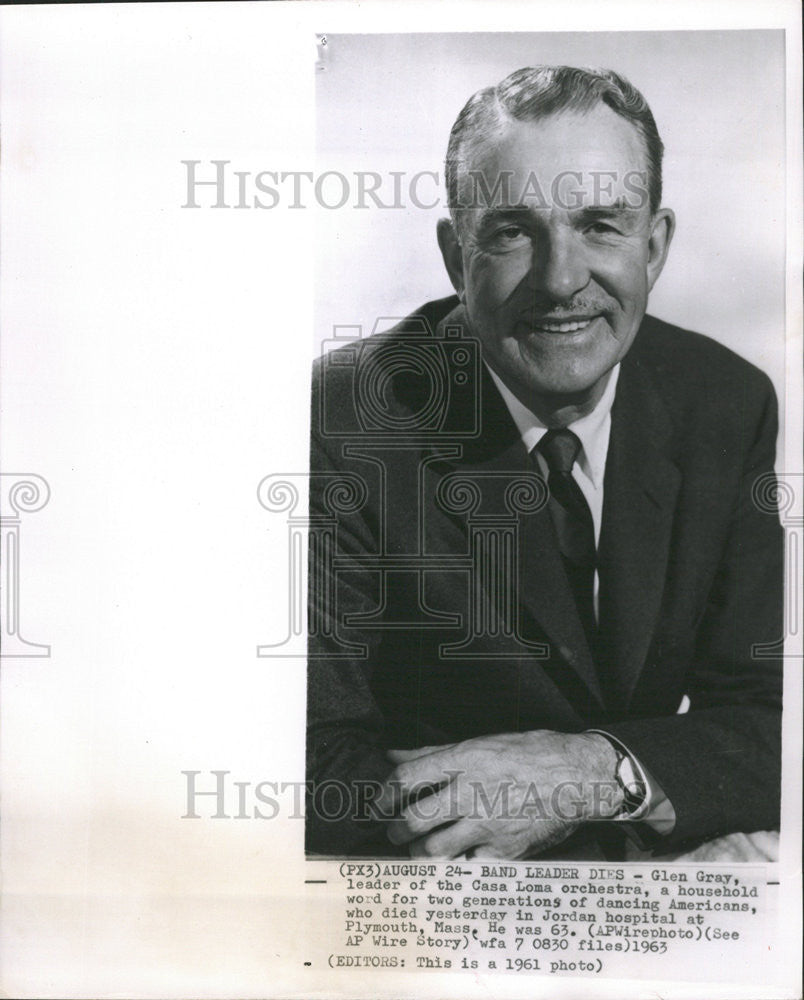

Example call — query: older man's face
[440,105,674,410]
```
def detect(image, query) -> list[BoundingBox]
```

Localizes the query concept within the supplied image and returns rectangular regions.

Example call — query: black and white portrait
[306,32,787,863]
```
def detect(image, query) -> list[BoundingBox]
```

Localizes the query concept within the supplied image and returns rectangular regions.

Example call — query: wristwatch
[613,748,648,817]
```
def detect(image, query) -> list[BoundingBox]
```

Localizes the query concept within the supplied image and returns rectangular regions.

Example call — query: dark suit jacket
[306,296,783,857]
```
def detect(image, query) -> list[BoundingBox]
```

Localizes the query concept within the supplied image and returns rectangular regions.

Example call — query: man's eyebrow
[472,201,645,238]
[573,200,641,220]
[475,199,642,224]
[475,205,532,225]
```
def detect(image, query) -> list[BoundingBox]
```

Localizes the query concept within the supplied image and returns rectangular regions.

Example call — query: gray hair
[445,65,664,227]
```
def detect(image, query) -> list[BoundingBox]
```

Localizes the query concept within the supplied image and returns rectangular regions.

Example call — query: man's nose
[529,226,590,302]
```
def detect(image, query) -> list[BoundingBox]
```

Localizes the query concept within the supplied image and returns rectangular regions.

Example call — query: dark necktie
[535,432,625,861]
[535,429,597,646]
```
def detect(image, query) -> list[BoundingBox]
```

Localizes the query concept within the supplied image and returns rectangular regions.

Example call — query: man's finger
[387,749,461,792]
[386,781,464,844]
[375,768,444,815]
[408,818,485,860]
[376,747,461,815]
[468,841,527,860]
[387,743,455,763]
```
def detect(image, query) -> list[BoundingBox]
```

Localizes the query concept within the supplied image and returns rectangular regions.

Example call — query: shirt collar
[485,362,620,489]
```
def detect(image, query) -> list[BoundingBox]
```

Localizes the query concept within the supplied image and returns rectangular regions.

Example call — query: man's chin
[508,363,616,405]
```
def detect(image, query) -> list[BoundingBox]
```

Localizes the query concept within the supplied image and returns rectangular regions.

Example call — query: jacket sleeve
[305,368,404,857]
[603,375,784,851]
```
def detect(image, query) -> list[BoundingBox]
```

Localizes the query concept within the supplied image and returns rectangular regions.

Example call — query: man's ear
[646,208,676,291]
[437,217,465,300]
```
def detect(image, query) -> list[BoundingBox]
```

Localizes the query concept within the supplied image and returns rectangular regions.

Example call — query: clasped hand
[376,731,621,859]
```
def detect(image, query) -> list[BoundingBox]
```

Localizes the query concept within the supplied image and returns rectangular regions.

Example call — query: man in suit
[306,66,783,859]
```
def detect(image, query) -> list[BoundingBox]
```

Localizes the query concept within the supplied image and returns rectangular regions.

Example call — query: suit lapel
[597,353,681,711]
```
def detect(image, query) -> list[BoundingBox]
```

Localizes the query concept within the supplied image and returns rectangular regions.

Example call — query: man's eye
[585,222,620,235]
[488,225,529,245]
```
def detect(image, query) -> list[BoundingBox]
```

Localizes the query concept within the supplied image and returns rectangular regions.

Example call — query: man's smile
[530,315,599,333]
[514,313,609,341]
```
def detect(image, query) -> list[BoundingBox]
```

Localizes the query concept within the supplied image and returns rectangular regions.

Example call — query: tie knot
[538,428,582,475]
